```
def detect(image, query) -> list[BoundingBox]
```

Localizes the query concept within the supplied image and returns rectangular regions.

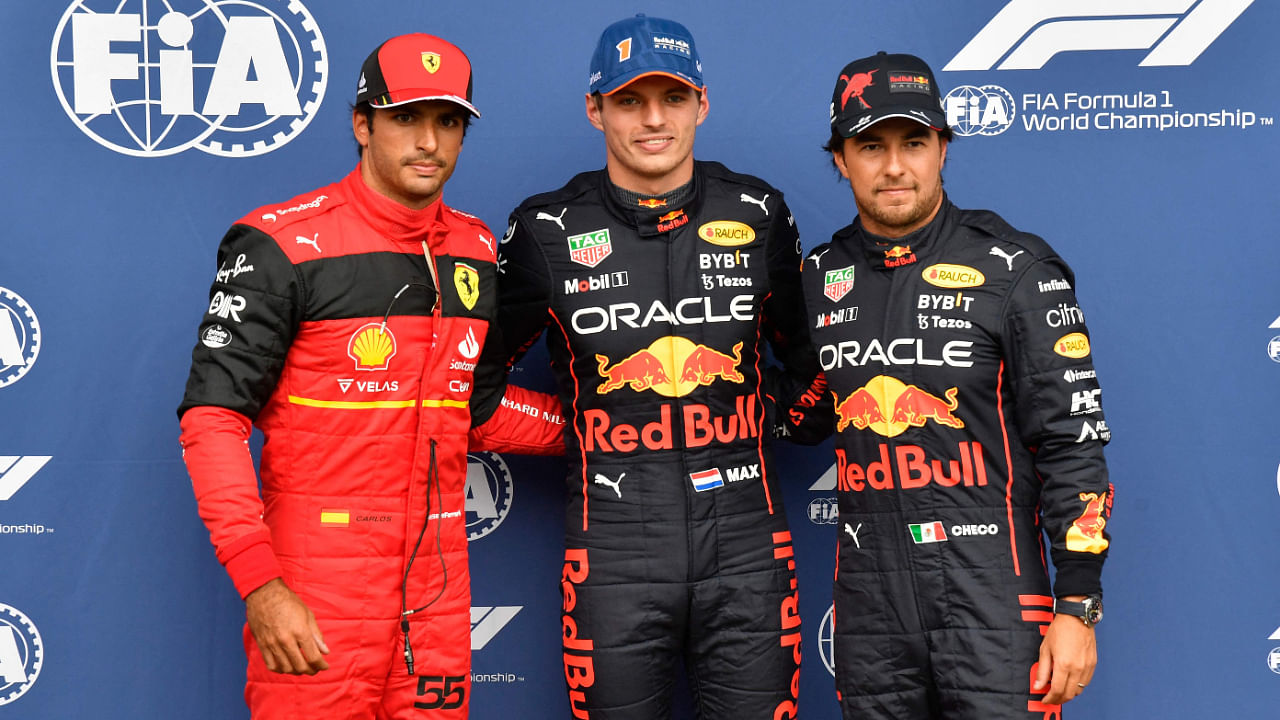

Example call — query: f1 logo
[944,0,1254,71]
[0,457,51,501]
[470,606,521,651]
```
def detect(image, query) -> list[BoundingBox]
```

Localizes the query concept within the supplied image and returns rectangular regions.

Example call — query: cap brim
[839,108,945,137]
[370,91,481,118]
[596,70,704,96]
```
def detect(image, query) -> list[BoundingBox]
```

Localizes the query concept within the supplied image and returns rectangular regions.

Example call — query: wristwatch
[1054,595,1103,627]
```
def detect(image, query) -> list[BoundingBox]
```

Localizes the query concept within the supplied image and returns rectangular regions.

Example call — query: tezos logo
[943,0,1254,71]
[51,0,328,157]
[0,604,43,707]
[0,288,41,389]
[943,85,1015,136]
[465,452,514,541]
[818,604,835,677]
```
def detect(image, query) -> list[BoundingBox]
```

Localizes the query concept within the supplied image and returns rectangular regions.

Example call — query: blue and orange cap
[588,14,705,96]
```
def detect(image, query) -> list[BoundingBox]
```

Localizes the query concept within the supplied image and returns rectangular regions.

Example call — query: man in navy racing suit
[800,51,1114,719]
[470,14,827,720]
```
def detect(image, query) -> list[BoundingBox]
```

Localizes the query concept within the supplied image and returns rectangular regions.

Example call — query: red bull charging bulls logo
[833,375,963,437]
[1065,489,1111,554]
[596,338,744,398]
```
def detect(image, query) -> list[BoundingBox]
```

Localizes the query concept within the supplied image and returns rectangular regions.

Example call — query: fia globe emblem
[0,604,43,706]
[942,84,1016,136]
[818,604,835,677]
[465,453,514,541]
[51,0,328,157]
[0,288,41,389]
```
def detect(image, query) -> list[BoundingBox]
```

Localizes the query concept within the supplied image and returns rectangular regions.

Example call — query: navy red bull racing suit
[800,198,1113,719]
[178,168,562,720]
[471,161,827,719]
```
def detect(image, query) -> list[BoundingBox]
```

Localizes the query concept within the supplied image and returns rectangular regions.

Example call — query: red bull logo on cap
[824,266,855,302]
[833,375,963,438]
[596,337,744,397]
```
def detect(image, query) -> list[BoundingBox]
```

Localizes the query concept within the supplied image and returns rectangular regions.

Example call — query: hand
[1033,603,1097,705]
[245,578,331,675]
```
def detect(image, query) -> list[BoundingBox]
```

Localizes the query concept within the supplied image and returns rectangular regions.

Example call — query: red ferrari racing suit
[800,198,1113,719]
[178,168,562,719]
[471,161,827,720]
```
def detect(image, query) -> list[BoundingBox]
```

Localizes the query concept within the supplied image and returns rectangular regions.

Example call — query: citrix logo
[51,0,328,157]
[944,0,1254,71]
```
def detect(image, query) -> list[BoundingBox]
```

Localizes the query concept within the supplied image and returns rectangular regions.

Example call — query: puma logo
[739,193,769,215]
[295,233,321,253]
[844,522,863,549]
[989,246,1024,271]
[593,472,625,499]
[536,208,568,231]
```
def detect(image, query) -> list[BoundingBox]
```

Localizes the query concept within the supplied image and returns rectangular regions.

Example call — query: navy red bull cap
[356,33,480,117]
[830,51,946,137]
[589,14,705,95]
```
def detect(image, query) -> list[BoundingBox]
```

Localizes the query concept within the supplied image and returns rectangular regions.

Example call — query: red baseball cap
[355,33,480,117]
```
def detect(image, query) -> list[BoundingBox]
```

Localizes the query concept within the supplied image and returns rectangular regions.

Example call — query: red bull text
[834,442,988,491]
[582,395,761,453]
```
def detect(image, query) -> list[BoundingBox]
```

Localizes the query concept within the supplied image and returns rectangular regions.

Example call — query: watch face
[1083,597,1103,625]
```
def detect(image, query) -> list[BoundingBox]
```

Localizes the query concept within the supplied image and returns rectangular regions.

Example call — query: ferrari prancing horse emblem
[454,262,479,310]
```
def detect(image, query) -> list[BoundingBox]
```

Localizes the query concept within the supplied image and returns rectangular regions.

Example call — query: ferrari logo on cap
[454,262,479,310]
[422,52,442,74]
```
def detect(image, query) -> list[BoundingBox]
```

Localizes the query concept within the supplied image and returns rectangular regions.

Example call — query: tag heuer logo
[824,266,855,302]
[567,228,613,268]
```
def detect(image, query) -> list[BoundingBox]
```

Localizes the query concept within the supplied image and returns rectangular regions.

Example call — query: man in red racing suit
[800,52,1114,719]
[177,34,561,720]
[469,15,827,720]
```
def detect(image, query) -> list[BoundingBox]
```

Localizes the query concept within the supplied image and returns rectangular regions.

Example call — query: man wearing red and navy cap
[471,14,826,720]
[179,33,562,719]
[800,51,1113,719]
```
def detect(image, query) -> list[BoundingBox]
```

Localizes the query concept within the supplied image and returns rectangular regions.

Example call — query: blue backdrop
[3,0,1279,717]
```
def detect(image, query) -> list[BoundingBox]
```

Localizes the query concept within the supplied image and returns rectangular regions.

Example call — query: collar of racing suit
[853,193,959,270]
[597,163,707,239]
[343,165,449,247]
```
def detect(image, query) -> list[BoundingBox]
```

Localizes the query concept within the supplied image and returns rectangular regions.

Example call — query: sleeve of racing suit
[469,212,564,454]
[760,197,832,445]
[1002,255,1112,599]
[177,224,301,599]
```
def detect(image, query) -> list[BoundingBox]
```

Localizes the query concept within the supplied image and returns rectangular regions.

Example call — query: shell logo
[348,323,397,371]
[922,263,985,289]
[1054,332,1091,359]
[697,220,756,247]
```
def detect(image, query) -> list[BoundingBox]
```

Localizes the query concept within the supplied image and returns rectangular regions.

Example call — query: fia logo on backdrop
[465,453,514,541]
[0,604,43,707]
[0,288,40,389]
[51,0,328,157]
